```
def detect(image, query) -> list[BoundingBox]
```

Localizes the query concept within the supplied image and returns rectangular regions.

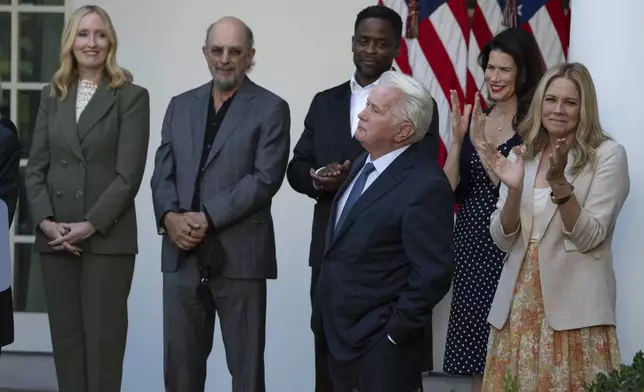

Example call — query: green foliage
[584,351,644,392]
[353,389,422,392]
[502,369,520,392]
[354,352,642,392]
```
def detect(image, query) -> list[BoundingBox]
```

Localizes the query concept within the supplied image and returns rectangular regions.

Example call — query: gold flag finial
[502,0,518,28]
[405,0,419,39]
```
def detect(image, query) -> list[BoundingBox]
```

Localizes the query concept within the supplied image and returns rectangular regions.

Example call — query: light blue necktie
[335,162,376,232]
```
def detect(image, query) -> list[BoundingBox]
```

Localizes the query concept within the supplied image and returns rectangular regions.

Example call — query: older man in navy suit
[312,70,455,392]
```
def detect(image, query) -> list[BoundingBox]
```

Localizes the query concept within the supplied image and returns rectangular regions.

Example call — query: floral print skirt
[482,242,621,391]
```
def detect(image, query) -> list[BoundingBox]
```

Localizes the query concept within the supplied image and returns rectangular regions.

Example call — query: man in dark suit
[312,70,455,392]
[286,6,439,390]
[150,16,290,392]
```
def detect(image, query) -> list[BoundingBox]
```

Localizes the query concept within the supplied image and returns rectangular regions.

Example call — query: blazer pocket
[564,239,604,259]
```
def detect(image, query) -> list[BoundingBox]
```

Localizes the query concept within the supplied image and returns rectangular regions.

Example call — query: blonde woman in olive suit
[25,6,149,392]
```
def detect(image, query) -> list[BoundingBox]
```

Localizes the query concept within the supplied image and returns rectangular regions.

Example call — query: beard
[355,61,390,81]
[212,68,245,92]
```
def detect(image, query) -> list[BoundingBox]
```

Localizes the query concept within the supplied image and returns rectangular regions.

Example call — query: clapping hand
[546,138,571,183]
[469,92,488,151]
[449,89,472,145]
[479,143,525,191]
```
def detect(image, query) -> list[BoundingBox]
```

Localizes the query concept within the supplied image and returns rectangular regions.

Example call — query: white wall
[68,0,459,391]
[64,1,644,390]
[569,1,644,364]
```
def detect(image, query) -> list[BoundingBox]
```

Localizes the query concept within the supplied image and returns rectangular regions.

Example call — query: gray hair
[204,19,255,50]
[378,70,434,143]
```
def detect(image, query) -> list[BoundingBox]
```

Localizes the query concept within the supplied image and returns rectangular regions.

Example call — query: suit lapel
[539,150,585,236]
[324,153,368,253]
[204,77,254,169]
[191,82,211,175]
[77,80,116,142]
[332,83,363,160]
[520,157,538,247]
[327,147,415,252]
[58,83,85,163]
[521,150,584,245]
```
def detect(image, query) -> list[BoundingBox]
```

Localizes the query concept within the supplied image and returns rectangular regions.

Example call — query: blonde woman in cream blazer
[474,62,629,391]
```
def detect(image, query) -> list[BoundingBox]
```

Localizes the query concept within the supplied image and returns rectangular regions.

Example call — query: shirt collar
[365,144,410,175]
[350,73,380,94]
[349,67,398,94]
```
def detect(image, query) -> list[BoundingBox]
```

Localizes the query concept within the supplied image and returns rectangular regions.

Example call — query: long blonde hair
[518,62,609,175]
[50,5,132,100]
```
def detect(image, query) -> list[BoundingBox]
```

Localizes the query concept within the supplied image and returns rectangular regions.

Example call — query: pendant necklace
[496,113,505,131]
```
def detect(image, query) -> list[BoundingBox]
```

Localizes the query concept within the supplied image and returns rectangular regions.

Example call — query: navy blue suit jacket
[312,143,455,361]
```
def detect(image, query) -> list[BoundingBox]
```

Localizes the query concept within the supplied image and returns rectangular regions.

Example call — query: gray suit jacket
[151,77,291,279]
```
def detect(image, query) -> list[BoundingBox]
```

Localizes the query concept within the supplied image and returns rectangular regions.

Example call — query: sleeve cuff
[562,212,583,236]
[202,205,216,232]
[159,209,183,234]
[501,223,520,238]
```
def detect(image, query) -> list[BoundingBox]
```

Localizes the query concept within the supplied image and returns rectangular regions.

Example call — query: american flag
[380,0,469,165]
[379,0,570,167]
[468,0,569,107]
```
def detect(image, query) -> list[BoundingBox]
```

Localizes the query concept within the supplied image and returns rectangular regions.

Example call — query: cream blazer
[488,139,629,331]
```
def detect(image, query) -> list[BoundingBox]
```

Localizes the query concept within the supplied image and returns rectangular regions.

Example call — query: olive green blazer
[25,80,150,255]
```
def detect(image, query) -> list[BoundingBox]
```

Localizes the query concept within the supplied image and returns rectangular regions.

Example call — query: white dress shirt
[311,74,380,192]
[349,74,380,137]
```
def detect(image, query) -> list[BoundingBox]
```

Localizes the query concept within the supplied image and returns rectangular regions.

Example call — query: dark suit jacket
[0,117,19,348]
[0,117,20,225]
[286,81,440,269]
[312,144,455,362]
[150,77,291,279]
[25,81,150,254]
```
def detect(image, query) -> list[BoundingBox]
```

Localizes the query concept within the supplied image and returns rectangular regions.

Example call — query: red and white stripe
[380,0,470,166]
[376,0,568,166]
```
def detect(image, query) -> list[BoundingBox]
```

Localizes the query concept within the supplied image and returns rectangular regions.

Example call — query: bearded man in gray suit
[150,16,291,392]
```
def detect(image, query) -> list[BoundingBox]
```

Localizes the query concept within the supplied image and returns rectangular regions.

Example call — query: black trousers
[328,335,423,392]
[311,264,334,392]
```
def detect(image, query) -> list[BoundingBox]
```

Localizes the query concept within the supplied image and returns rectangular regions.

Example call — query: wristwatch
[550,184,575,205]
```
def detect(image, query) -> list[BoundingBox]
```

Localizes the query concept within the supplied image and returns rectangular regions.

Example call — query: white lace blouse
[75,79,98,122]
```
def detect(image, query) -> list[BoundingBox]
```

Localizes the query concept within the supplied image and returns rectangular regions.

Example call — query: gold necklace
[496,113,506,132]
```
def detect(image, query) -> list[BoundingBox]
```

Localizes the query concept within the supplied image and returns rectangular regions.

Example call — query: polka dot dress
[443,135,519,376]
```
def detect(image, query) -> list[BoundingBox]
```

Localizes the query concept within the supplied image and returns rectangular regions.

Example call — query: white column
[568,1,644,363]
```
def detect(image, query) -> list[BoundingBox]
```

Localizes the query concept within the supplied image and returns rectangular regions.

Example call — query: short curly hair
[354,5,403,41]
